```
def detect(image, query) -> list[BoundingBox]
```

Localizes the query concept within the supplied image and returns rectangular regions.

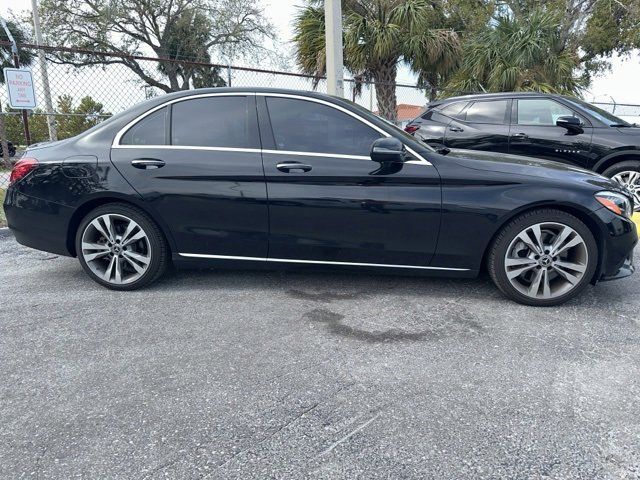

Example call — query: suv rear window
[438,102,468,119]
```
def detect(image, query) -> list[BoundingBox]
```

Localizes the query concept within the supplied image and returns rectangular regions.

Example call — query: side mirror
[556,116,583,133]
[370,137,406,163]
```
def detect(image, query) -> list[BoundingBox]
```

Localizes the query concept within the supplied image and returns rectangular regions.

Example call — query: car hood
[444,148,623,192]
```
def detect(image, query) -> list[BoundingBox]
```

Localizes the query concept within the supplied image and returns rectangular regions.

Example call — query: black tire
[602,160,640,179]
[75,202,169,290]
[488,209,598,307]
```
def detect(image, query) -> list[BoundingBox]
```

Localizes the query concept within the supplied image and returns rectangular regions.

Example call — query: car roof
[432,91,567,106]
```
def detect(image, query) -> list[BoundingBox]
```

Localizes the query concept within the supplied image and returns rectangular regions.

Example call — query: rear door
[259,94,441,267]
[444,99,511,153]
[508,97,593,167]
[110,94,269,257]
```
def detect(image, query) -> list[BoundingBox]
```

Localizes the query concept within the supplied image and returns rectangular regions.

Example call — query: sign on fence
[3,68,37,109]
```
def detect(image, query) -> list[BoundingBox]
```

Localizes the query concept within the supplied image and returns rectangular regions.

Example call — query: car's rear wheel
[76,203,169,290]
[488,209,598,306]
[602,161,640,211]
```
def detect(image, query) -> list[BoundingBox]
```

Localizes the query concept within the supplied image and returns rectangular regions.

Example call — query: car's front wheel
[488,209,598,306]
[76,203,169,290]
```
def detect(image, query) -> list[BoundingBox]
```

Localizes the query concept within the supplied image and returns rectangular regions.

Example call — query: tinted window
[465,100,509,124]
[517,99,575,126]
[438,101,468,119]
[266,97,382,156]
[563,98,625,126]
[171,96,252,148]
[121,107,167,145]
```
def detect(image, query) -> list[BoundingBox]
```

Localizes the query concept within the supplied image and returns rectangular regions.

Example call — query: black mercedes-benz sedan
[3,88,637,306]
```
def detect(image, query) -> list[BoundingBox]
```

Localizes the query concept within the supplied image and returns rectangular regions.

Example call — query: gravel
[1,232,639,479]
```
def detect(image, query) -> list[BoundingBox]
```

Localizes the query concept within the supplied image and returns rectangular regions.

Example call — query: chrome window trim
[110,90,432,166]
[178,253,469,271]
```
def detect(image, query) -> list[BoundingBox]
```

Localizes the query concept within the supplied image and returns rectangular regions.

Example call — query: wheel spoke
[553,264,581,285]
[103,256,116,281]
[123,250,150,266]
[516,231,541,254]
[542,269,551,299]
[507,263,537,279]
[120,220,138,245]
[123,254,146,274]
[549,226,572,255]
[528,268,543,297]
[90,218,111,242]
[554,260,586,274]
[505,257,537,268]
[102,215,117,243]
[122,230,146,246]
[552,236,583,257]
[114,257,123,284]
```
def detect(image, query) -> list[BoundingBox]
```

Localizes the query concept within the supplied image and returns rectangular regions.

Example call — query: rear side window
[465,100,509,124]
[120,106,168,145]
[438,102,468,119]
[516,98,576,126]
[266,97,382,156]
[171,96,253,148]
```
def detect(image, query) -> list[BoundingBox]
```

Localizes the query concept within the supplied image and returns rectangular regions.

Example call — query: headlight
[595,191,633,218]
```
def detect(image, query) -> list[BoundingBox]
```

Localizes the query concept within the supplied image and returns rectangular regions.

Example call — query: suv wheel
[488,209,598,306]
[602,161,640,211]
[76,203,169,290]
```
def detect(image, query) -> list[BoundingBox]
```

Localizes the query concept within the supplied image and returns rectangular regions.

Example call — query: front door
[508,98,593,167]
[110,94,269,257]
[259,95,441,267]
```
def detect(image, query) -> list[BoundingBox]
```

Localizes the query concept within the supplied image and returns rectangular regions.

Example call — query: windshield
[563,97,632,127]
[340,98,436,152]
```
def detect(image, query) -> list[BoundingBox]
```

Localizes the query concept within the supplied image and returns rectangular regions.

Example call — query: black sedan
[3,88,637,306]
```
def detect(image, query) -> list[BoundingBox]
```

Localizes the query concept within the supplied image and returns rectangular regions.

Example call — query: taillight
[404,124,419,134]
[9,157,39,185]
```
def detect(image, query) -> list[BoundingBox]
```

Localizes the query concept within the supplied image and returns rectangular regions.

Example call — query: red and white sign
[3,68,37,109]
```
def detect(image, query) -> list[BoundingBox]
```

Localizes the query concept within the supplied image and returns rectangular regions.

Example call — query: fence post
[227,64,232,87]
[32,0,58,142]
[0,107,10,168]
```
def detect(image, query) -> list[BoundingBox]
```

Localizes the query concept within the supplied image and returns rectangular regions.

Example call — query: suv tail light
[10,157,39,185]
[404,124,419,134]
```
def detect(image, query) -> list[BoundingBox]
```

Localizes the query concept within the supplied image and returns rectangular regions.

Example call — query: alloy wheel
[504,222,589,300]
[612,170,640,211]
[80,213,151,285]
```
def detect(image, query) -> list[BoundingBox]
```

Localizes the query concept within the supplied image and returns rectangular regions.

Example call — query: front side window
[465,100,509,124]
[171,96,252,148]
[266,97,382,156]
[120,106,168,145]
[517,99,576,126]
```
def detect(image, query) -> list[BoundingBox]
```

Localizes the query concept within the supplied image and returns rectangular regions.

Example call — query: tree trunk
[374,60,398,123]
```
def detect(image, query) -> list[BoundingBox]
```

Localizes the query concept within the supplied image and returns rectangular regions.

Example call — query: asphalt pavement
[1,230,639,479]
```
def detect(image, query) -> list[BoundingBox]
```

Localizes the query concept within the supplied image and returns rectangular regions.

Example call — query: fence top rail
[0,41,421,89]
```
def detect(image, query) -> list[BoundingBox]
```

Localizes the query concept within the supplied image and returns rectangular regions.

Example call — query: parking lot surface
[1,230,639,479]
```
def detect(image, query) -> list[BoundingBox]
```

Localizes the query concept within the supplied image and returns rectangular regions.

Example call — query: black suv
[405,92,640,208]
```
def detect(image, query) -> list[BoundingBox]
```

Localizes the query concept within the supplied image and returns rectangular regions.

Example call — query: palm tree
[444,8,586,96]
[293,0,460,121]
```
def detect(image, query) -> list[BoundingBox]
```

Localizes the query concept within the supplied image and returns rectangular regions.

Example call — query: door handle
[512,133,529,140]
[131,158,166,169]
[276,162,312,173]
[449,126,464,132]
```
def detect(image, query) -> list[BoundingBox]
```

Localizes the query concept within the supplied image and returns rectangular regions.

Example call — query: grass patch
[0,188,5,227]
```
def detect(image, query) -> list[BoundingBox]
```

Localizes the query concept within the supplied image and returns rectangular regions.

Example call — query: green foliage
[0,20,34,83]
[445,8,586,96]
[294,0,461,120]
[40,0,274,92]
[2,96,110,146]
[582,0,640,59]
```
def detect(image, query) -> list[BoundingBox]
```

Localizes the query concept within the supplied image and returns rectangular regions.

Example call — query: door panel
[509,98,593,167]
[110,95,268,256]
[444,99,511,153]
[263,153,441,266]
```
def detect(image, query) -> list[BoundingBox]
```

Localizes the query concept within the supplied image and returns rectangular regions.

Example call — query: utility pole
[31,0,57,141]
[324,0,344,97]
[0,16,31,146]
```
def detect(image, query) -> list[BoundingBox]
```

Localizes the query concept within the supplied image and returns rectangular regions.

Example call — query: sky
[2,0,640,105]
